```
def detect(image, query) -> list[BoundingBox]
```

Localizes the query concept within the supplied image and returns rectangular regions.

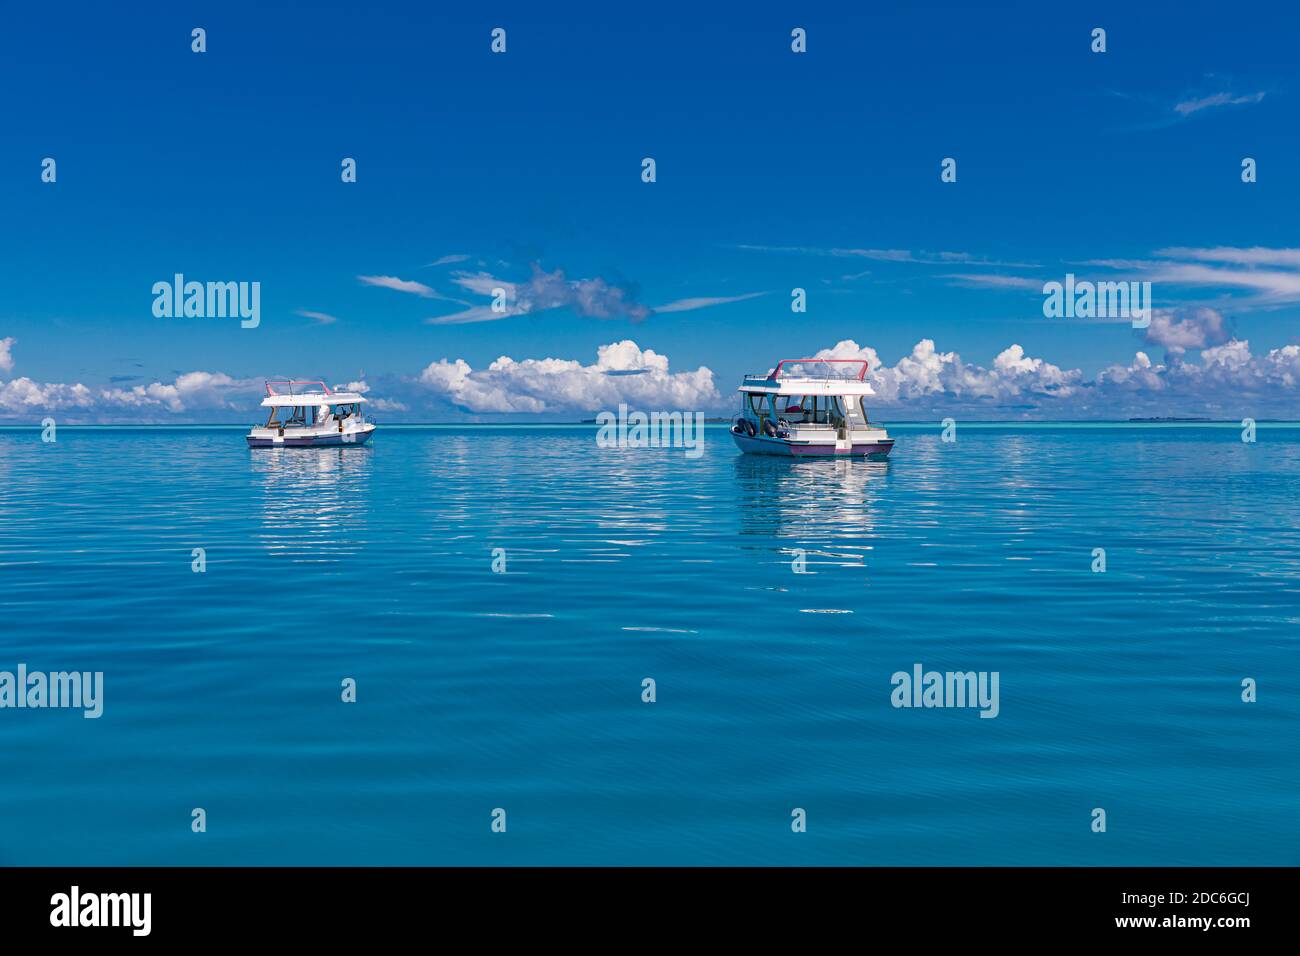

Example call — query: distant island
[1127,417,1213,423]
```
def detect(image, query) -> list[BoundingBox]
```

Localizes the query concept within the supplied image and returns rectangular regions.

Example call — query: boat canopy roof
[738,359,876,396]
[259,380,367,407]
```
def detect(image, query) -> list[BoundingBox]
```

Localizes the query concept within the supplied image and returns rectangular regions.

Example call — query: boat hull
[246,430,375,448]
[731,430,893,459]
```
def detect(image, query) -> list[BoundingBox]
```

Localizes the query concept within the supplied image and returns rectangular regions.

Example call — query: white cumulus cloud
[0,339,262,420]
[813,338,1081,405]
[811,334,1300,418]
[1143,307,1231,355]
[417,340,717,413]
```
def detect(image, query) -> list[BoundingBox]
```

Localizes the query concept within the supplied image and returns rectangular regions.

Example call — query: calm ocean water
[0,423,1297,866]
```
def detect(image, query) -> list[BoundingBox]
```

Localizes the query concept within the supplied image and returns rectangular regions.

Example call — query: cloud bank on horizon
[811,326,1300,418]
[4,315,1299,422]
[10,242,1296,422]
[7,236,1294,424]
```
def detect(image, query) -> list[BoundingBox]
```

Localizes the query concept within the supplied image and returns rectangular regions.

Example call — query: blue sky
[2,0,1298,420]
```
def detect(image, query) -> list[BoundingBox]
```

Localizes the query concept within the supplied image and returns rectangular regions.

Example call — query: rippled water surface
[1,424,1297,865]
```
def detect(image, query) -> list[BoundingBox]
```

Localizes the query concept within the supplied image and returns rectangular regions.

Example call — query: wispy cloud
[429,264,653,325]
[1082,247,1300,307]
[837,249,1010,265]
[359,274,468,305]
[653,292,767,313]
[1173,91,1265,116]
[425,306,501,325]
[737,244,1038,268]
[1108,83,1271,133]
[296,309,338,325]
[449,271,507,297]
[358,275,437,297]
[0,337,14,375]
[937,244,1300,316]
[1153,246,1300,268]
[425,254,471,267]
[1145,262,1300,303]
[939,274,1042,290]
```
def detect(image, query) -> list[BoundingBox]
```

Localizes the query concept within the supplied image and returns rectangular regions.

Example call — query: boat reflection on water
[247,444,373,563]
[732,453,891,547]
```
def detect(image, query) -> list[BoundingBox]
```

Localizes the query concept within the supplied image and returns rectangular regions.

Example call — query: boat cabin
[730,358,895,458]
[737,359,875,436]
[246,380,377,447]
[262,398,366,429]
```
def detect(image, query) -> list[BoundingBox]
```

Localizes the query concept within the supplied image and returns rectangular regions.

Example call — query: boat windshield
[264,402,364,428]
[779,395,848,425]
[266,405,310,427]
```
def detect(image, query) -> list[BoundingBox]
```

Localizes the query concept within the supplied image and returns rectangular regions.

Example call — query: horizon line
[3,419,1298,428]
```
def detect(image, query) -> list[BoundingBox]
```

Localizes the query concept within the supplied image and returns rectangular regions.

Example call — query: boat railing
[743,359,869,383]
[772,358,868,381]
[265,380,332,397]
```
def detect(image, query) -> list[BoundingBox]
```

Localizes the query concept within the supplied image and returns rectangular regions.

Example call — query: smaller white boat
[246,381,376,448]
[731,358,894,458]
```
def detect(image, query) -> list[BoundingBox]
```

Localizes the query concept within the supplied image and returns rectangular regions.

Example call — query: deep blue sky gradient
[2,1,1297,416]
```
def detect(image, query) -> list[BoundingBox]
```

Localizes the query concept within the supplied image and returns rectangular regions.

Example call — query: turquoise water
[0,423,1297,865]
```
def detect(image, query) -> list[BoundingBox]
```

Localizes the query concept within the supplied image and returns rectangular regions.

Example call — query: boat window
[797,397,839,425]
[746,392,768,416]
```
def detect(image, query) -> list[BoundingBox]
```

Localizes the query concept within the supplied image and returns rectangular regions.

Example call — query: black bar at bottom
[0,866,1282,941]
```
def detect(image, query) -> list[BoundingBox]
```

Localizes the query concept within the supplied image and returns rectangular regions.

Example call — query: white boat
[731,358,894,458]
[246,380,377,448]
